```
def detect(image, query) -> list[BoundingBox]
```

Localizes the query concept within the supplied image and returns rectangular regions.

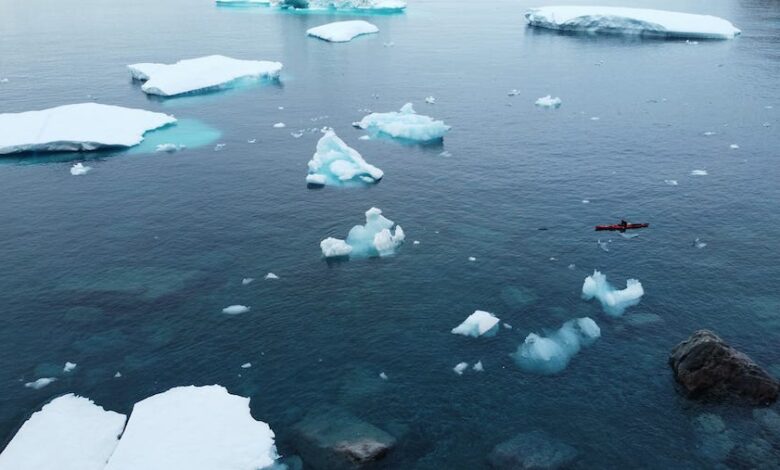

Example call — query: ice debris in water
[524,6,741,39]
[424,96,436,104]
[693,238,707,249]
[597,239,611,252]
[703,131,717,136]
[730,144,739,149]
[582,270,644,316]
[320,207,404,259]
[70,163,92,176]
[354,103,451,142]
[468,256,477,262]
[307,20,378,42]
[0,394,127,470]
[665,179,679,186]
[619,232,638,239]
[451,310,500,338]
[264,272,279,280]
[691,169,708,176]
[507,89,520,96]
[273,122,286,128]
[247,139,257,144]
[24,377,57,390]
[535,95,562,108]
[504,323,513,329]
[379,372,388,380]
[241,363,252,369]
[511,317,601,375]
[413,240,420,245]
[242,278,254,285]
[453,362,469,375]
[155,143,185,153]
[306,130,383,187]
[128,55,283,97]
[214,143,226,151]
[0,103,176,155]
[63,362,77,373]
[473,361,484,372]
[222,305,251,315]
[114,372,122,378]
[439,150,452,157]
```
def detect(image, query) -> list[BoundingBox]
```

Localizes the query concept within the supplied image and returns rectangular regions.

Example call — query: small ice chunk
[693,238,707,249]
[63,362,77,373]
[0,78,8,83]
[114,372,122,378]
[242,277,255,285]
[535,95,562,108]
[264,273,279,280]
[453,362,468,375]
[582,270,644,316]
[473,361,484,372]
[582,199,590,204]
[524,6,741,39]
[511,317,601,375]
[155,143,185,153]
[320,237,353,258]
[590,116,600,121]
[222,305,251,315]
[241,362,252,369]
[691,169,708,176]
[128,55,283,97]
[214,143,226,151]
[468,256,476,262]
[0,394,127,470]
[703,131,717,136]
[306,130,383,187]
[70,163,92,176]
[424,96,436,104]
[354,103,451,142]
[730,144,739,149]
[273,122,286,128]
[320,207,404,259]
[379,372,388,380]
[507,89,520,96]
[597,239,610,252]
[451,310,500,338]
[665,179,679,186]
[413,240,420,245]
[503,323,513,329]
[24,377,57,390]
[306,20,379,43]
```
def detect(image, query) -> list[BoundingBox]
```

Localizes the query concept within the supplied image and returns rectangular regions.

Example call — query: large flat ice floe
[451,310,500,338]
[274,0,406,11]
[320,207,405,259]
[354,103,451,142]
[307,20,379,42]
[512,317,601,375]
[105,385,278,470]
[128,55,283,97]
[525,6,741,39]
[0,394,126,470]
[307,130,383,187]
[0,103,176,155]
[582,270,644,316]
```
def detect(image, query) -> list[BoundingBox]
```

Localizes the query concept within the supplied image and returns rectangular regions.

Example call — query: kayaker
[620,219,628,228]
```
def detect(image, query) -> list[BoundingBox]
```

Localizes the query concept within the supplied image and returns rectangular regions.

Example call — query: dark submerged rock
[488,430,578,469]
[669,330,779,405]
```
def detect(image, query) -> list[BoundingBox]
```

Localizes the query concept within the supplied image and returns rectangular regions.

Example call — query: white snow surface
[582,270,644,316]
[451,310,500,338]
[0,394,126,470]
[128,55,283,97]
[355,103,451,142]
[525,6,740,39]
[512,317,601,375]
[307,20,379,42]
[105,385,278,470]
[0,103,176,155]
[320,207,404,258]
[307,130,383,187]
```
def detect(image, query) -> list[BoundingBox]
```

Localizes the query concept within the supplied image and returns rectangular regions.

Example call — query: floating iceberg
[0,103,176,155]
[128,55,283,97]
[222,305,251,315]
[354,103,450,142]
[105,385,278,470]
[273,0,406,11]
[320,207,404,259]
[451,310,500,338]
[0,394,126,470]
[525,6,741,39]
[24,378,56,390]
[307,21,379,42]
[473,361,484,372]
[306,130,383,187]
[511,317,601,375]
[453,362,469,375]
[535,95,562,108]
[63,362,77,373]
[582,270,644,316]
[691,169,708,176]
[70,163,92,176]
[264,272,279,280]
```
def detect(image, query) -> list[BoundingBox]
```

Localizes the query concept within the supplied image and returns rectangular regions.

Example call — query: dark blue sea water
[1,0,779,467]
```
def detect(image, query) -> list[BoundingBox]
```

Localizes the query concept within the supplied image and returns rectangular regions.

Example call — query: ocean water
[1,0,779,467]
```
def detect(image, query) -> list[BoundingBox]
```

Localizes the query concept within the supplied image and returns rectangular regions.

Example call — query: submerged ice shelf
[306,130,383,187]
[320,207,405,259]
[128,55,283,97]
[0,103,176,155]
[525,6,741,39]
[354,103,450,142]
[307,20,379,42]
[512,317,601,375]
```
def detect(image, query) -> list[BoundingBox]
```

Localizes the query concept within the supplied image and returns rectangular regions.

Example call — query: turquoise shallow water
[0,0,779,467]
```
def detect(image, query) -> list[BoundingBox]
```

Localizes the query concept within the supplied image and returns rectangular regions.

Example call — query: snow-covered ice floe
[451,310,500,338]
[274,0,406,11]
[511,317,601,375]
[320,207,404,259]
[535,95,562,108]
[0,103,175,155]
[128,55,283,97]
[306,130,383,187]
[582,270,644,316]
[0,394,126,470]
[105,385,278,470]
[307,20,379,42]
[354,103,450,142]
[525,6,741,39]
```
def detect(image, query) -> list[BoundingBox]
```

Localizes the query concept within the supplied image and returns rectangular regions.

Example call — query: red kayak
[595,223,649,231]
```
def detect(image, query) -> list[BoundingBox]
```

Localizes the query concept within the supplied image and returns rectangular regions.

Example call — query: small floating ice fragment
[507,89,520,96]
[665,179,679,186]
[242,278,254,285]
[535,95,562,108]
[730,144,739,149]
[306,130,383,187]
[222,305,251,315]
[24,377,57,390]
[424,96,436,104]
[114,372,122,378]
[703,131,717,136]
[473,361,484,372]
[693,238,707,249]
[264,273,279,280]
[451,310,500,338]
[70,163,92,176]
[155,143,185,153]
[468,256,476,262]
[241,363,252,369]
[248,139,257,144]
[413,240,420,245]
[354,103,450,142]
[691,169,708,176]
[582,270,644,316]
[307,20,379,43]
[273,122,286,128]
[597,239,610,252]
[63,362,77,373]
[379,372,388,380]
[453,362,469,375]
